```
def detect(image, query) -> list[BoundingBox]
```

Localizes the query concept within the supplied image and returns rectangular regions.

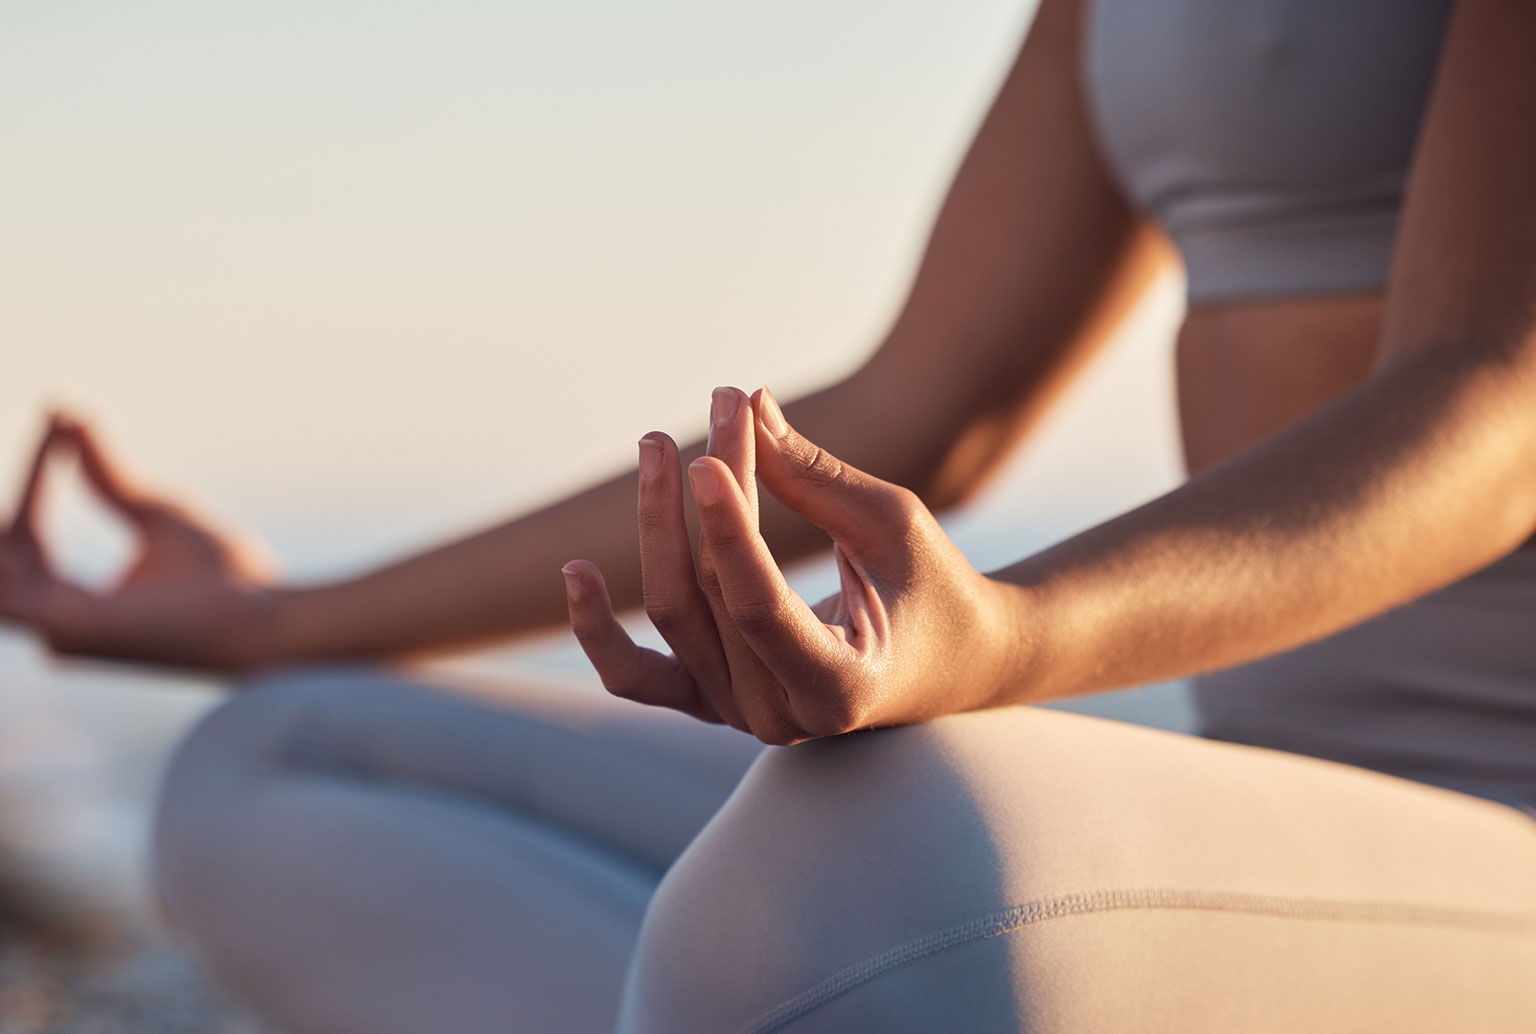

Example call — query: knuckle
[718,710,753,735]
[569,618,610,651]
[635,506,672,540]
[599,676,642,701]
[880,485,927,528]
[751,717,800,747]
[695,563,723,600]
[570,623,604,650]
[725,590,790,637]
[860,486,932,567]
[642,596,690,633]
[794,684,870,739]
[799,444,848,489]
[701,517,745,554]
[796,707,858,740]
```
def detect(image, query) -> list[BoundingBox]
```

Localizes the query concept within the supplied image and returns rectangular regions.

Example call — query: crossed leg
[153,667,760,1034]
[154,669,1536,1034]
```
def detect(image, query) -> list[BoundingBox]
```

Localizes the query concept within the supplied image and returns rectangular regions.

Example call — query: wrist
[206,584,287,672]
[977,571,1060,710]
[248,584,320,670]
[260,578,402,669]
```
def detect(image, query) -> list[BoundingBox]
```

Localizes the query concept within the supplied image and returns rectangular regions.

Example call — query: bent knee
[621,707,1536,1032]
[619,709,1140,1033]
[158,666,384,813]
[152,666,394,926]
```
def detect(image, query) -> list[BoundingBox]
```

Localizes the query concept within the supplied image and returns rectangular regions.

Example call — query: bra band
[1174,208,1399,304]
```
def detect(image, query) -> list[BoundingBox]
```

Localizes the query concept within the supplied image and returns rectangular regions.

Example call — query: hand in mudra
[0,415,277,670]
[562,387,1022,744]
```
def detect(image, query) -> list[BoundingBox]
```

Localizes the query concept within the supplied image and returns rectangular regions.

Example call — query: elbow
[911,412,1029,512]
[1462,348,1536,553]
[1485,427,1536,559]
[843,360,1050,515]
[918,460,994,513]
[1399,342,1536,568]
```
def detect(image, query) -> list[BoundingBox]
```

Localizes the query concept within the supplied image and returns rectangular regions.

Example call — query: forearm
[992,343,1536,705]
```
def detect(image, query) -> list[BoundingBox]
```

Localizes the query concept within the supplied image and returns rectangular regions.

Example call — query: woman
[3,0,1535,1029]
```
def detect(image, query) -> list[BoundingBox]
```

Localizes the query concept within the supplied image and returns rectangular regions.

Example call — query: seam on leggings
[736,887,1536,1034]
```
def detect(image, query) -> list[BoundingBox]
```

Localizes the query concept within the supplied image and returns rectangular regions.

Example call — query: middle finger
[695,387,792,738]
[636,432,734,714]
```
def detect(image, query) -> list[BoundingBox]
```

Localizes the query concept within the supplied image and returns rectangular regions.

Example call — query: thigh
[153,666,762,1034]
[622,707,1536,1034]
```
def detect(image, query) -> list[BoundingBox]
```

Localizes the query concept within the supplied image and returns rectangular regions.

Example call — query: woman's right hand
[562,387,1028,744]
[0,414,281,671]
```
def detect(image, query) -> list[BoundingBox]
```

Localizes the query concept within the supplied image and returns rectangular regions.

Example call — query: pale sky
[1,0,1184,584]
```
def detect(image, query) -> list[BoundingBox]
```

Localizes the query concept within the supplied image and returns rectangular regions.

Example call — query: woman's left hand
[562,386,1029,744]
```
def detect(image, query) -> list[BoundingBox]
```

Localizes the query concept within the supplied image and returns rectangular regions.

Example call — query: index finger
[5,415,65,539]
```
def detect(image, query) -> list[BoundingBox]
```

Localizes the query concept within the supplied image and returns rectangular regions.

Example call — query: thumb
[749,387,922,554]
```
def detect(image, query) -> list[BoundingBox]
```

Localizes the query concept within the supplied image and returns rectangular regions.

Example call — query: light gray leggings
[153,667,1536,1034]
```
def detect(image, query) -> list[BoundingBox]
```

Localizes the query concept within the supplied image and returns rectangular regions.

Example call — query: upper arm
[1381,0,1536,364]
[854,0,1166,507]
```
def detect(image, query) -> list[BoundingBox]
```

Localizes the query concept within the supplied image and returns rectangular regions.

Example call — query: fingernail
[688,461,721,505]
[561,564,583,602]
[758,386,788,438]
[711,387,739,427]
[638,437,663,478]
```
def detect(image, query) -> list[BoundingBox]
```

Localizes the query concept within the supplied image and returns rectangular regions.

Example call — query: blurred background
[1,0,1186,1027]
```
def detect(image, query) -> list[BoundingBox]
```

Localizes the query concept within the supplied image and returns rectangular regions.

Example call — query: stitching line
[737,887,1536,1034]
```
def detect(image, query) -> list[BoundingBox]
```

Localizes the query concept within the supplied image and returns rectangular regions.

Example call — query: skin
[3,0,1533,748]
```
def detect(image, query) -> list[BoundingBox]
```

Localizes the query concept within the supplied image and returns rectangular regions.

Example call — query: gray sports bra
[1083,0,1454,302]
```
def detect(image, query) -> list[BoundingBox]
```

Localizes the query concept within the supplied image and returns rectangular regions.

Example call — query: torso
[1081,0,1536,807]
